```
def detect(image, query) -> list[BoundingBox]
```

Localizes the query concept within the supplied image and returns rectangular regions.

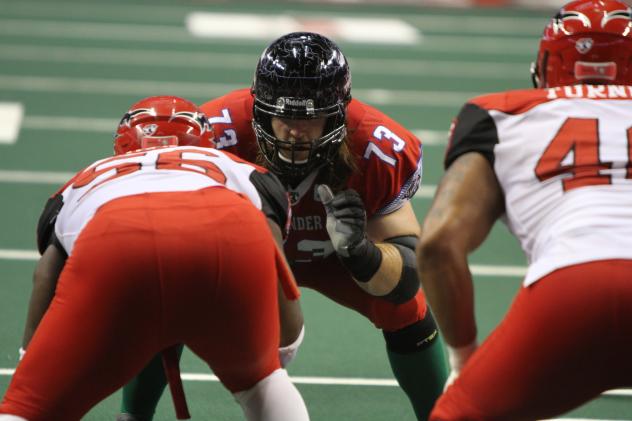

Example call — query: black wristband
[339,239,382,282]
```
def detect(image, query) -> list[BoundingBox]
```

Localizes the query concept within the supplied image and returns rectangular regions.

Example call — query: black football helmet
[251,32,352,183]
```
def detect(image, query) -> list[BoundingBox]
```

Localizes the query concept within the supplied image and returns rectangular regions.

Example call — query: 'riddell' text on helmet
[531,0,632,88]
[251,32,352,183]
[114,96,214,155]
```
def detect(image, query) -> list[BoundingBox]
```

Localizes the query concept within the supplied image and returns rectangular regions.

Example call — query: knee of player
[233,368,309,421]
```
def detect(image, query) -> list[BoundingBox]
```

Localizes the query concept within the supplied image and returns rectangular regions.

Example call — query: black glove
[317,185,367,257]
[317,184,381,281]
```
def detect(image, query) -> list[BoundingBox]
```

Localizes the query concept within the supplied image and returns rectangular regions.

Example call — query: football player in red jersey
[120,32,448,421]
[1,96,309,421]
[417,1,632,420]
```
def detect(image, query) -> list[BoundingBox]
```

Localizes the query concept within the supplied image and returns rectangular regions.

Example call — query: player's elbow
[417,221,464,266]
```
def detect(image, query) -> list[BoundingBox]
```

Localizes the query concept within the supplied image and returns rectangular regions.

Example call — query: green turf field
[0,1,630,419]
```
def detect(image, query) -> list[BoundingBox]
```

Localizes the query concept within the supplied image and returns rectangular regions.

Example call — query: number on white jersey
[535,117,632,191]
[72,148,227,192]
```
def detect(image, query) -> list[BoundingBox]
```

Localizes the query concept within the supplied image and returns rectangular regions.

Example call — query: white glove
[18,347,26,361]
[444,341,478,391]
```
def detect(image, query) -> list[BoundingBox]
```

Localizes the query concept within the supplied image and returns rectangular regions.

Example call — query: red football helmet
[114,96,214,155]
[531,0,632,88]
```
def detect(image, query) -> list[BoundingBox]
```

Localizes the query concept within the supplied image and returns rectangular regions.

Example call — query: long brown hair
[255,132,358,191]
[315,134,358,192]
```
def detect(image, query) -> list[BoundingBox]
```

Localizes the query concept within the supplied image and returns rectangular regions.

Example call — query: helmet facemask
[251,32,352,186]
[252,97,347,184]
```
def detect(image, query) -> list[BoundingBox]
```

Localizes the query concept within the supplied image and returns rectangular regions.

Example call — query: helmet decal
[141,124,158,136]
[556,11,592,29]
[602,8,632,27]
[113,96,214,155]
[118,108,152,129]
[172,111,209,134]
[575,37,594,53]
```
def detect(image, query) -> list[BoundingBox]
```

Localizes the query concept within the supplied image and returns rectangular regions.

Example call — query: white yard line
[20,116,448,146]
[0,249,39,260]
[0,74,480,107]
[0,367,629,406]
[0,17,537,55]
[0,170,74,184]
[0,1,546,37]
[22,116,117,133]
[0,44,527,79]
[0,248,523,277]
[1,170,433,194]
[414,185,437,198]
[0,102,23,144]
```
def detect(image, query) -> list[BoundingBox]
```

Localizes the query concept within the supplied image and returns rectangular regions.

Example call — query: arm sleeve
[249,170,291,237]
[445,103,499,170]
[36,194,64,255]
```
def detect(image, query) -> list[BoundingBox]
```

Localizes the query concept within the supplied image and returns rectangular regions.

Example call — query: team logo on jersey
[575,37,594,54]
[289,190,300,205]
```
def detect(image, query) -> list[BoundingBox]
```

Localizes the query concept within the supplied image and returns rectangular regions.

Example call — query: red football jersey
[200,89,422,280]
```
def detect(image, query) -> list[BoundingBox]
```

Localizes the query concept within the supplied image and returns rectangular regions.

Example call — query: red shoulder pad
[345,100,422,217]
[200,88,259,163]
[469,88,554,115]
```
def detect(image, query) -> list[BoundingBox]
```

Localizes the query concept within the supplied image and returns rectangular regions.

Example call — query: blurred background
[1,1,630,420]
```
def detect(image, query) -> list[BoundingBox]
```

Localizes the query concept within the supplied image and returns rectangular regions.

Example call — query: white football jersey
[447,84,632,286]
[53,146,287,255]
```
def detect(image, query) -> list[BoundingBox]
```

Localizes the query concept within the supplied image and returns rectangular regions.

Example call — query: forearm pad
[341,235,420,304]
[381,242,420,304]
[339,239,383,282]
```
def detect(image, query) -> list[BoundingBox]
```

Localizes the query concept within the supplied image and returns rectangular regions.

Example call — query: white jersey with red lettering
[52,146,288,255]
[446,84,632,286]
